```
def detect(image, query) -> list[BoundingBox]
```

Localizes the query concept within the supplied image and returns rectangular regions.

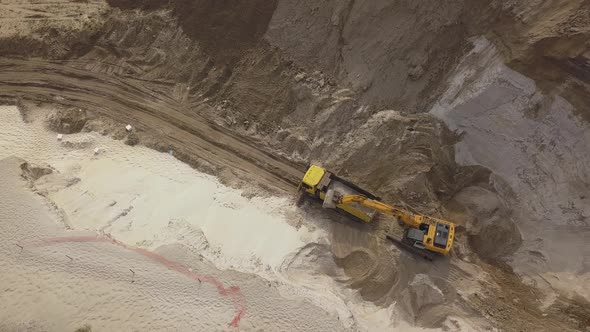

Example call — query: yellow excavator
[297,164,455,259]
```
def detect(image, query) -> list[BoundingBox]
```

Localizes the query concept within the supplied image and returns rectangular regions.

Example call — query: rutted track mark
[0,58,305,193]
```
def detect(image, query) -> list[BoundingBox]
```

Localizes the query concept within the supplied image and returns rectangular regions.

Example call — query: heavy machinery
[297,164,455,259]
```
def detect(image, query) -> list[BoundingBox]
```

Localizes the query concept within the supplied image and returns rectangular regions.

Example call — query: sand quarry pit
[0,105,437,331]
[1,1,590,331]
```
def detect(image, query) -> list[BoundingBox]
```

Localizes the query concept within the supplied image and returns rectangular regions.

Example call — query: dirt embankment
[482,0,590,122]
[0,0,471,211]
[266,0,473,112]
[4,0,588,126]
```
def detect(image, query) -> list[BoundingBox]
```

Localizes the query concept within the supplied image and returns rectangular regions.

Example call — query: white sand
[0,156,349,331]
[0,105,438,331]
[0,105,311,272]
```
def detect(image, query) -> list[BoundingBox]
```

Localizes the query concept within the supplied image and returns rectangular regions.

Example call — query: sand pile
[399,274,445,321]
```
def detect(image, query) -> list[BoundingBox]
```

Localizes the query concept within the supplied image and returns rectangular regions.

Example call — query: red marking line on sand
[33,235,246,329]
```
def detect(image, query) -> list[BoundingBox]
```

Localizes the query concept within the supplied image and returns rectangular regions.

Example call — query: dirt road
[0,58,304,192]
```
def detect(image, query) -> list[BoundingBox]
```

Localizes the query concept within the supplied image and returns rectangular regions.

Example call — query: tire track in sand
[0,58,305,193]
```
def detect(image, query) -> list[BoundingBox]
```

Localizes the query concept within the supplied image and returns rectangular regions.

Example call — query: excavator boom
[339,195,423,228]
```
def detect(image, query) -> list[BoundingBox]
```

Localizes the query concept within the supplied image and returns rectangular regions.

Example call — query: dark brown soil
[107,0,278,61]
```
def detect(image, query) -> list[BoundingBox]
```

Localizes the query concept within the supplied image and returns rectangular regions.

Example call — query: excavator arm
[339,195,424,228]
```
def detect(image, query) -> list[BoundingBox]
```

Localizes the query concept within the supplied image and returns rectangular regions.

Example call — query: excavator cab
[406,219,454,255]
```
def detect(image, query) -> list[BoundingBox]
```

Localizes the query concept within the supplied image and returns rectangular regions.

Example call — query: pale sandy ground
[0,105,445,331]
[431,37,590,303]
[0,158,344,332]
[0,0,107,38]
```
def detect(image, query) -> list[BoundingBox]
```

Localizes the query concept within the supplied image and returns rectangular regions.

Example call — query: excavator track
[386,234,435,261]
